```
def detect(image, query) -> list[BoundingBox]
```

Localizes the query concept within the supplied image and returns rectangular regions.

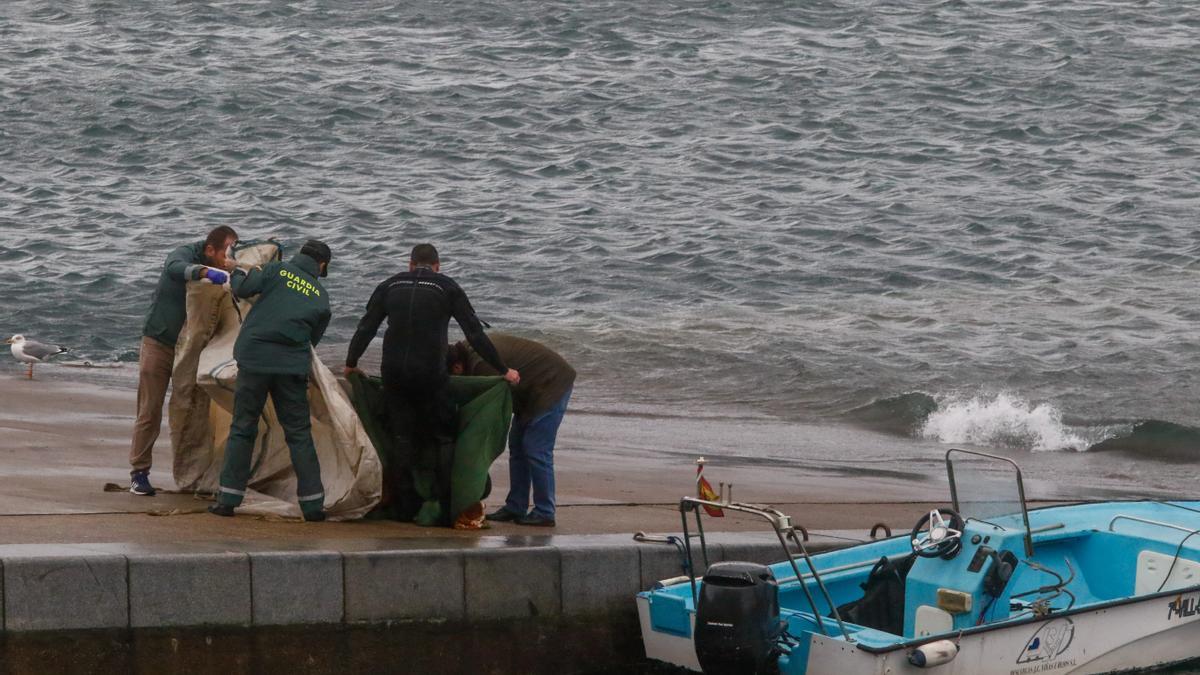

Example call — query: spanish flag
[697,473,724,517]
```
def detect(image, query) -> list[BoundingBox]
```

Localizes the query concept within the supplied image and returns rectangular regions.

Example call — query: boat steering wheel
[910,508,965,559]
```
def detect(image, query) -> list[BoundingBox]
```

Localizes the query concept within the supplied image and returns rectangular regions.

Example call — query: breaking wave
[917,393,1095,452]
[847,391,1200,459]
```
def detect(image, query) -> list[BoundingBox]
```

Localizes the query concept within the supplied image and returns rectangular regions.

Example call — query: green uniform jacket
[231,253,331,375]
[143,241,211,347]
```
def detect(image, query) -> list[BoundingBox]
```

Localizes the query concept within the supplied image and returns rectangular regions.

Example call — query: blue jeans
[505,387,571,519]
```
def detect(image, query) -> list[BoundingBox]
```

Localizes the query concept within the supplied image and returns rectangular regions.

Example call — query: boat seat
[832,554,914,636]
[1135,550,1200,594]
[913,605,953,637]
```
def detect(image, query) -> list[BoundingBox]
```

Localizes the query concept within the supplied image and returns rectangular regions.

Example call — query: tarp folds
[349,374,512,526]
[167,242,383,520]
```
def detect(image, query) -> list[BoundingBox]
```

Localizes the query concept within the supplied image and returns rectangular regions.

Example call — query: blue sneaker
[130,470,156,496]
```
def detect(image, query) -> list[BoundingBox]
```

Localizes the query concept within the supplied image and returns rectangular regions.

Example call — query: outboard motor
[694,561,784,675]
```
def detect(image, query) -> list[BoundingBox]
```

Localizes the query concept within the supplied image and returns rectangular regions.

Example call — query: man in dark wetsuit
[344,244,519,504]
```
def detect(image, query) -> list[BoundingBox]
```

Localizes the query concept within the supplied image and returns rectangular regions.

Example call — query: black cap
[300,240,332,277]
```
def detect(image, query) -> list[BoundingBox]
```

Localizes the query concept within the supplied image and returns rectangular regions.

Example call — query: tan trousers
[130,336,174,472]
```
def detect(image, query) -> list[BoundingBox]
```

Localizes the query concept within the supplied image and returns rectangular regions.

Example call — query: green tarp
[348,374,512,526]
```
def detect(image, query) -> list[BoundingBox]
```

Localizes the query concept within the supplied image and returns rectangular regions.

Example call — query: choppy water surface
[3,1,1200,472]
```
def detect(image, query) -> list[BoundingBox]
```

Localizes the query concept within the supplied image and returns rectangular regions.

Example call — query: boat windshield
[945,448,1033,556]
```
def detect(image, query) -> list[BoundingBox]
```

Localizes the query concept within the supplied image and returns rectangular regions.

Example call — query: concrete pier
[0,531,855,634]
[0,375,948,672]
[0,532,862,674]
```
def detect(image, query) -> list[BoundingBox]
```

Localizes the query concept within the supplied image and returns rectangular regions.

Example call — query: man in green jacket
[208,240,333,521]
[448,334,575,526]
[130,226,238,496]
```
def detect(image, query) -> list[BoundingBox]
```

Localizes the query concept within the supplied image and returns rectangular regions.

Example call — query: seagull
[6,335,69,380]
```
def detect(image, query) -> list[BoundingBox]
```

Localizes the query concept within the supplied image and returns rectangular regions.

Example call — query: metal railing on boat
[676,496,855,642]
[1109,515,1199,535]
[771,552,911,586]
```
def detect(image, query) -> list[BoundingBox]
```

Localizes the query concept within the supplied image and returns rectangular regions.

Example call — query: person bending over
[208,240,333,521]
[448,334,574,527]
[130,226,238,496]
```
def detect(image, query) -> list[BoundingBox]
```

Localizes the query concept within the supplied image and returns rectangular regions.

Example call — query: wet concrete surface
[0,359,1065,671]
[0,376,963,552]
[0,506,942,553]
[0,527,877,559]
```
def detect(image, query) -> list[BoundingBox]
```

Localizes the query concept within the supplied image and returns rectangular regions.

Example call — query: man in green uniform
[130,226,238,496]
[447,334,575,526]
[208,240,333,521]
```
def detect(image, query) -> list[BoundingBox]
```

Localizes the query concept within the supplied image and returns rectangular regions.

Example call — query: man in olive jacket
[130,226,238,497]
[208,240,333,521]
[448,334,575,526]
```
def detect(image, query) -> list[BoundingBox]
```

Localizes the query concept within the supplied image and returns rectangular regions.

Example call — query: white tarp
[167,241,382,519]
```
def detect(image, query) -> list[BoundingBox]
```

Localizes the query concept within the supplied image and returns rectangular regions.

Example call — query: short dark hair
[446,341,468,372]
[411,243,439,266]
[205,226,238,252]
[300,239,332,265]
[300,239,332,277]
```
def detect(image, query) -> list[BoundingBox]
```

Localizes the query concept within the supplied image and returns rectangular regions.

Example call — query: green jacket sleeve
[167,244,203,282]
[312,309,331,347]
[231,265,270,299]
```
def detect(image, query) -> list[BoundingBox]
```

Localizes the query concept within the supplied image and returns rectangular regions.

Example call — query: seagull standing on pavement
[6,335,69,379]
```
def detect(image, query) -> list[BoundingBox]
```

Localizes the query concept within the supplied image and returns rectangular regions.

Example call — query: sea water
[2,1,1200,498]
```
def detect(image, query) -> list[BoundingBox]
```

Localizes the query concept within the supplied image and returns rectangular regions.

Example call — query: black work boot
[208,503,235,518]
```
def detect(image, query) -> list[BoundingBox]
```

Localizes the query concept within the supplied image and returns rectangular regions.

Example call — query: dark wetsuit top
[345,267,507,387]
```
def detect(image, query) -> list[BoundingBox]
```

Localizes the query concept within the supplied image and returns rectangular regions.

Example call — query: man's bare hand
[504,368,520,386]
[344,366,365,378]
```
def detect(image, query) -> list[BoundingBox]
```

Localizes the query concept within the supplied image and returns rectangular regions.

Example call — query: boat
[635,449,1200,674]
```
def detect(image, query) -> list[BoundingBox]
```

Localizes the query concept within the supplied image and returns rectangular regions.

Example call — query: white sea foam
[918,393,1090,452]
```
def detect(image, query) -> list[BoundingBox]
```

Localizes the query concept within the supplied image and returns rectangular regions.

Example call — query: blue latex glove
[204,268,229,285]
